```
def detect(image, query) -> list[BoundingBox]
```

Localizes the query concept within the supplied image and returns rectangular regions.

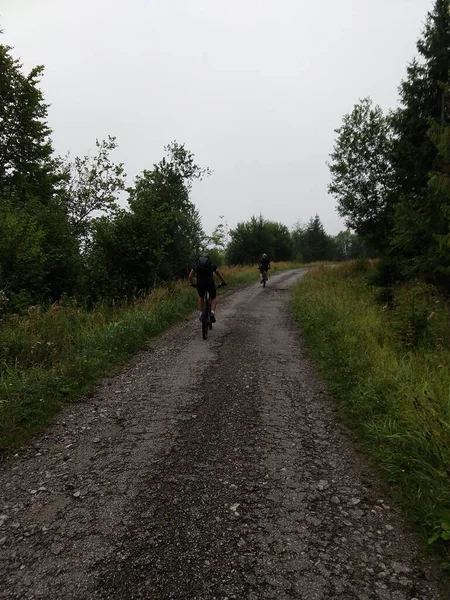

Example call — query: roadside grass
[292,262,450,556]
[0,262,302,455]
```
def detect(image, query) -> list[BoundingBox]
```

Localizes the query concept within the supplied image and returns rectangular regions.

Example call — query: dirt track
[0,270,442,599]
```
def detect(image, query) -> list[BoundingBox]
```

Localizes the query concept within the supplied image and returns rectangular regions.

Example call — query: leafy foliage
[204,217,228,266]
[331,230,370,261]
[0,199,46,309]
[0,42,78,309]
[84,143,206,300]
[227,215,292,264]
[61,137,126,244]
[328,98,394,249]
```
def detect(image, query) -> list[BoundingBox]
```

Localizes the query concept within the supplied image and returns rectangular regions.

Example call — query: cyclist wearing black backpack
[189,254,226,323]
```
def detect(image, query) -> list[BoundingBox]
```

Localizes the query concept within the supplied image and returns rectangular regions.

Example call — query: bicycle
[259,269,268,287]
[191,283,225,340]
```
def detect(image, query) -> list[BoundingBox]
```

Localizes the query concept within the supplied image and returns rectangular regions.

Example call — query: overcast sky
[1,0,429,235]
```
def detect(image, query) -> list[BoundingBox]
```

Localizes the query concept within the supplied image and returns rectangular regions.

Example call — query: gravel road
[0,270,442,599]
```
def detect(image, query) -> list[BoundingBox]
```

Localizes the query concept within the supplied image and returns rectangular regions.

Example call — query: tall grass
[293,262,450,553]
[0,262,301,455]
[0,284,195,454]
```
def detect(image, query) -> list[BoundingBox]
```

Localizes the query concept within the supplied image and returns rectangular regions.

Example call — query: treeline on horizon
[0,33,366,315]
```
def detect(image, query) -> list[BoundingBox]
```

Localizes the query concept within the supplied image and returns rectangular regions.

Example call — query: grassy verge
[292,262,450,555]
[0,262,301,455]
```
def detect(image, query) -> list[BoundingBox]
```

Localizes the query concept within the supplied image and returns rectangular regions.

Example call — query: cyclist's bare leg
[211,298,218,312]
[198,297,204,312]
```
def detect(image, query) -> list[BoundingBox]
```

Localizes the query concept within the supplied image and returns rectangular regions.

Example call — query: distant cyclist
[259,253,270,284]
[189,254,226,323]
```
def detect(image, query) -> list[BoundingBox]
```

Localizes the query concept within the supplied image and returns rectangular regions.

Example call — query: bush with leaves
[60,137,126,247]
[85,143,207,301]
[227,215,293,265]
[0,41,79,308]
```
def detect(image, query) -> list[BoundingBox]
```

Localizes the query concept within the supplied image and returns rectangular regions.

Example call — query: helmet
[262,253,267,259]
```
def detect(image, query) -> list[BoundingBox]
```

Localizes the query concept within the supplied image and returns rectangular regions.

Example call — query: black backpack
[196,255,212,277]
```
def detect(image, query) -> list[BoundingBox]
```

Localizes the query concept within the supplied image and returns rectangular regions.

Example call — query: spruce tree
[390,0,450,280]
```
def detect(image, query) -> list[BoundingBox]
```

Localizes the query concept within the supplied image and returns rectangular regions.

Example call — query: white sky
[1,0,429,235]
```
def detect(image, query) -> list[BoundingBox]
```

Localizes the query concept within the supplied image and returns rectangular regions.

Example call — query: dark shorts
[259,267,269,274]
[197,280,217,300]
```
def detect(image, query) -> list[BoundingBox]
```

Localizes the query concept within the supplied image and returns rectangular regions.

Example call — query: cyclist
[259,253,270,284]
[189,254,226,323]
